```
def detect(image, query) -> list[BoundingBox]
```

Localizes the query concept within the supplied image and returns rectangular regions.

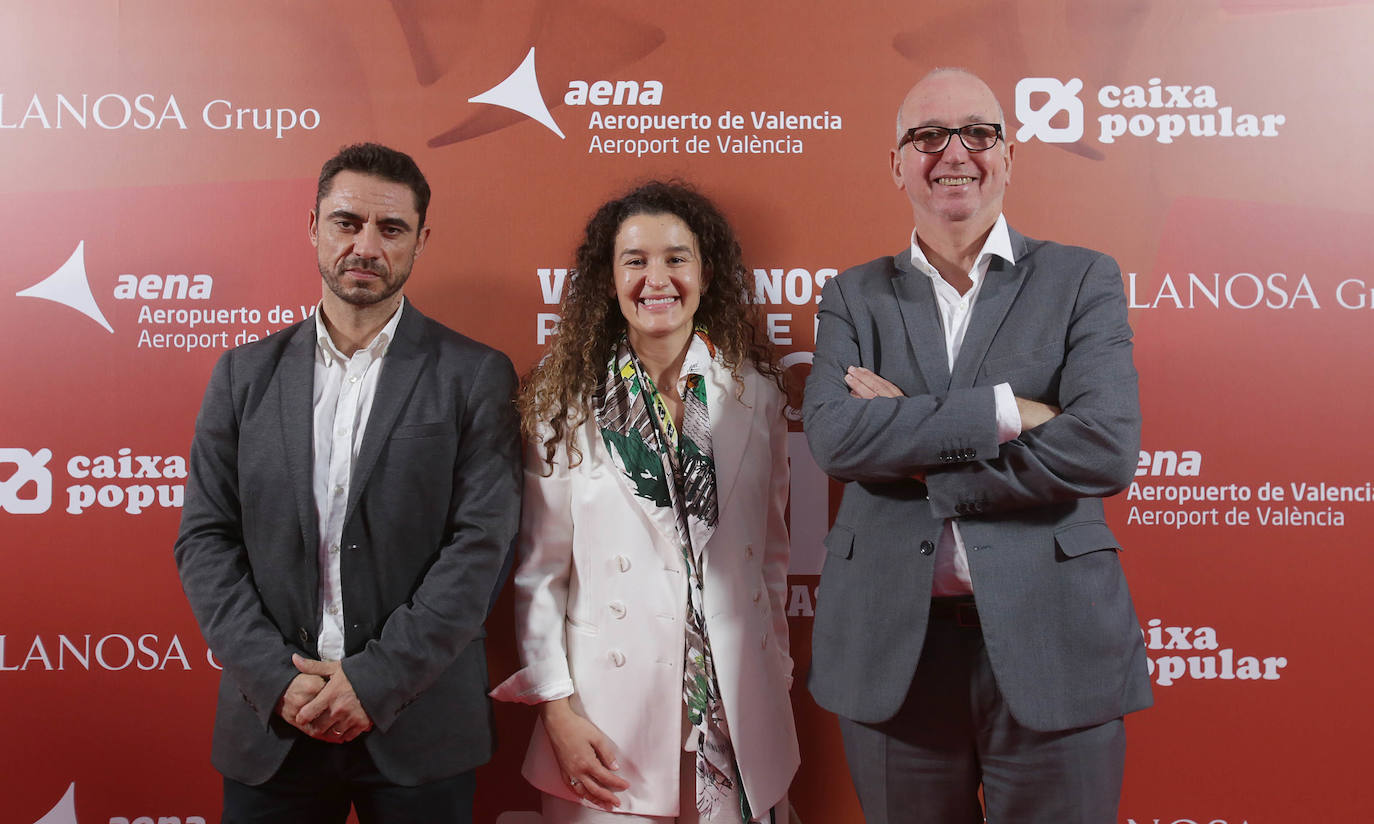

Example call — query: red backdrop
[4,2,1372,822]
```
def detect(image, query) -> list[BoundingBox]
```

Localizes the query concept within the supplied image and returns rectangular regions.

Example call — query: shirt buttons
[745,545,754,559]
[333,485,345,495]
[609,650,626,667]
[608,600,627,619]
[329,544,340,554]
[326,605,340,616]
[615,555,631,573]
[752,589,762,603]
[347,375,360,384]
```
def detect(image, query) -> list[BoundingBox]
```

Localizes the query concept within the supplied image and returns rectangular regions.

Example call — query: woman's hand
[541,697,630,809]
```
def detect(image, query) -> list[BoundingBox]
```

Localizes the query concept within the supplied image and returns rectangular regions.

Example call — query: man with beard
[175,143,521,823]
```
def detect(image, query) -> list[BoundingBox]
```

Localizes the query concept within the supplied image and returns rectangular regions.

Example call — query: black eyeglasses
[897,123,1003,154]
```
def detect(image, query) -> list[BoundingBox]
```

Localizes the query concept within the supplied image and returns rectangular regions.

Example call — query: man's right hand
[540,697,629,810]
[276,672,327,733]
[1015,397,1061,431]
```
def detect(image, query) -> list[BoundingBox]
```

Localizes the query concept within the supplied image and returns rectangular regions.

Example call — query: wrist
[540,696,574,722]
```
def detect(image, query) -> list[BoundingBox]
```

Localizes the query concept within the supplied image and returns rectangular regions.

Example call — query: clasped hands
[276,653,374,743]
[541,697,630,810]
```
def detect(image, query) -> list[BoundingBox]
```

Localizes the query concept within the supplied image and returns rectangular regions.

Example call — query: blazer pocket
[390,421,449,440]
[1054,520,1122,558]
[565,613,600,636]
[824,526,855,559]
[981,342,1063,378]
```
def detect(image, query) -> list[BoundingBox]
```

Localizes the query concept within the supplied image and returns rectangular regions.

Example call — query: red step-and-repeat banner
[3,1,1372,822]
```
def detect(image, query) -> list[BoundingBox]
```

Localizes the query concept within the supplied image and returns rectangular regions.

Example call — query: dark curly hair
[317,142,431,227]
[519,180,781,469]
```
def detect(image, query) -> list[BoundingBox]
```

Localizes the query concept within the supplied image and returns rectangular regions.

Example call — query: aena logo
[468,48,566,139]
[467,46,663,141]
[15,241,113,332]
[0,447,53,515]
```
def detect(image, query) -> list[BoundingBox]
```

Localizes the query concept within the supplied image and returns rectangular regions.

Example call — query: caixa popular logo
[0,446,184,516]
[0,447,53,514]
[1127,817,1252,824]
[1015,76,1285,145]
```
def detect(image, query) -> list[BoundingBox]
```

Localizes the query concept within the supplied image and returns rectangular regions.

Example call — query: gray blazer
[803,227,1152,732]
[175,303,521,785]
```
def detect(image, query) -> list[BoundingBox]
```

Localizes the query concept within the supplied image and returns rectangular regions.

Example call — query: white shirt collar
[908,213,1016,283]
[315,297,405,366]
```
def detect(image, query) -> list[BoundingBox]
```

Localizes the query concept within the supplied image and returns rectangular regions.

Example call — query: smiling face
[890,70,1014,237]
[612,212,704,352]
[309,170,430,310]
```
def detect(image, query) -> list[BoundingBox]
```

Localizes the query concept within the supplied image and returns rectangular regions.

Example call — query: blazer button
[609,650,626,667]
[297,627,310,644]
[919,540,935,555]
[615,555,631,572]
[608,600,627,619]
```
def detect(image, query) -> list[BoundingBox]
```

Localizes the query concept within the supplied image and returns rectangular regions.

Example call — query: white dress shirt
[311,299,405,660]
[907,215,1021,596]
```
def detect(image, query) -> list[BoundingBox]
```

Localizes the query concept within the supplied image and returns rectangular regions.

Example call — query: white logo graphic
[0,447,53,514]
[468,47,565,139]
[1018,76,1285,146]
[1144,619,1287,687]
[15,241,114,332]
[1015,77,1084,143]
[32,782,78,824]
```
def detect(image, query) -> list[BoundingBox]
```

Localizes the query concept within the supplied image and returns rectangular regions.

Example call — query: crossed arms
[802,251,1140,517]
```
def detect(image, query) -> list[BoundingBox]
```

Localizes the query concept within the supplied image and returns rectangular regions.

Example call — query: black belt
[929,596,980,628]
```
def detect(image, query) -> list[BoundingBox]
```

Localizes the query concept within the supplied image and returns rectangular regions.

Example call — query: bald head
[895,68,1006,143]
[889,67,1014,243]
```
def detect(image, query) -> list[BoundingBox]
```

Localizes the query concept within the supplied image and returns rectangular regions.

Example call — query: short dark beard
[320,257,408,307]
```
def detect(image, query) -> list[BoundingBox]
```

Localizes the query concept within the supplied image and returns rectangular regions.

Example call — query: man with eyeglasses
[803,68,1150,822]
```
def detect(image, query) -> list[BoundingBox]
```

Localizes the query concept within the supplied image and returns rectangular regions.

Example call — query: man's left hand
[291,653,375,743]
[845,366,905,399]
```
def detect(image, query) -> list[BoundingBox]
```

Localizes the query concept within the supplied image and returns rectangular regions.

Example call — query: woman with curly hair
[492,181,798,823]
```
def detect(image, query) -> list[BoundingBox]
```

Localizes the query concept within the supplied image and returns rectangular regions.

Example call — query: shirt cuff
[993,382,1021,444]
[489,658,575,705]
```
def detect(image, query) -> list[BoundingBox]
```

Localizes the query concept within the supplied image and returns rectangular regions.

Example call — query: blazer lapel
[347,304,428,519]
[890,249,952,392]
[948,230,1030,389]
[595,400,685,558]
[278,320,320,554]
[705,357,753,536]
